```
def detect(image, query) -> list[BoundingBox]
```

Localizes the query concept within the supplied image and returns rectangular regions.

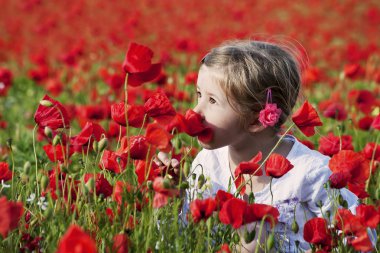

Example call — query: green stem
[32,124,40,197]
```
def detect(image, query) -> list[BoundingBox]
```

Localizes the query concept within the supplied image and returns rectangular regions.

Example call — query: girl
[156,40,358,252]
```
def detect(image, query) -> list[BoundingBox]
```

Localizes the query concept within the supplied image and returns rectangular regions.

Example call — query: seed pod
[40,175,49,191]
[232,233,240,244]
[338,194,344,206]
[147,180,153,190]
[23,161,31,174]
[44,126,53,138]
[266,233,275,251]
[163,178,171,189]
[92,140,98,153]
[180,181,189,190]
[248,192,255,204]
[20,173,29,184]
[197,174,205,188]
[40,100,53,107]
[244,229,256,244]
[52,135,61,146]
[98,138,108,152]
[85,178,95,193]
[183,161,190,177]
[291,220,299,233]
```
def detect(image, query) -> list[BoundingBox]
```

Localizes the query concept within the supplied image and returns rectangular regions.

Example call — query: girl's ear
[247,117,266,133]
[247,122,266,133]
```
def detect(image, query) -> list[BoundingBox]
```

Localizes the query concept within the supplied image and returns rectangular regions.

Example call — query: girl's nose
[193,103,205,120]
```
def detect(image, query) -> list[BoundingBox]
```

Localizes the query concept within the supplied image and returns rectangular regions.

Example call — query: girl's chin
[197,139,217,150]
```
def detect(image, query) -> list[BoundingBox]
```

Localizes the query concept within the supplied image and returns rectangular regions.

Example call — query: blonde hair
[201,40,302,131]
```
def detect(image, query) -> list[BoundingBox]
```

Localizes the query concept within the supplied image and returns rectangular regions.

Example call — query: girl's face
[194,66,250,150]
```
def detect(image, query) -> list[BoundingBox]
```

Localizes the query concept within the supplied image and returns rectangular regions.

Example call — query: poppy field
[0,0,380,252]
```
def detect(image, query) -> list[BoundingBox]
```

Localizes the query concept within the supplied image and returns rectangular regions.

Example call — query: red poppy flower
[292,101,323,137]
[321,102,347,121]
[34,94,70,130]
[265,153,293,178]
[356,204,380,229]
[135,160,161,185]
[0,67,13,96]
[28,65,49,83]
[84,173,113,198]
[152,177,179,208]
[244,203,279,228]
[166,113,188,133]
[146,123,173,152]
[371,113,380,130]
[184,109,214,143]
[348,89,376,114]
[43,144,74,163]
[111,102,147,128]
[218,198,246,229]
[303,217,332,249]
[144,92,176,125]
[189,198,217,223]
[362,142,380,161]
[116,135,155,161]
[329,171,350,189]
[112,234,129,253]
[122,42,162,87]
[56,225,97,253]
[349,230,373,252]
[71,122,106,147]
[358,116,374,131]
[216,243,231,253]
[128,64,162,87]
[301,66,321,87]
[318,133,353,157]
[329,150,370,186]
[344,63,365,79]
[0,162,12,182]
[348,183,369,199]
[0,196,24,238]
[235,152,263,177]
[215,190,234,210]
[100,150,127,174]
[334,209,363,235]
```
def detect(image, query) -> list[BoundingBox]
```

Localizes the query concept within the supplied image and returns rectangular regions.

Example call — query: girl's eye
[209,97,216,104]
[197,91,201,98]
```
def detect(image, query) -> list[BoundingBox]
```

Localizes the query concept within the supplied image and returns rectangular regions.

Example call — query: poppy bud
[376,188,380,199]
[44,126,53,138]
[92,140,98,153]
[232,233,240,244]
[183,161,190,177]
[206,216,213,231]
[40,100,54,107]
[85,178,95,193]
[44,205,53,219]
[147,180,153,190]
[291,220,299,233]
[197,174,205,188]
[69,165,81,174]
[23,161,31,174]
[163,178,171,189]
[342,200,348,209]
[325,210,331,219]
[338,194,344,206]
[98,138,108,152]
[6,138,12,148]
[40,175,49,191]
[244,229,256,243]
[266,233,275,251]
[248,192,255,204]
[52,135,61,146]
[191,173,197,181]
[20,173,29,184]
[180,181,189,190]
[316,200,323,208]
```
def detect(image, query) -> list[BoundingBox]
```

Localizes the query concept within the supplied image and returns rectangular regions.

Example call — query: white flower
[37,197,48,210]
[1,180,10,188]
[27,193,36,202]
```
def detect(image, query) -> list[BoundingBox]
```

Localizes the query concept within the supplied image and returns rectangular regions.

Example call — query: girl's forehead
[198,65,225,84]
